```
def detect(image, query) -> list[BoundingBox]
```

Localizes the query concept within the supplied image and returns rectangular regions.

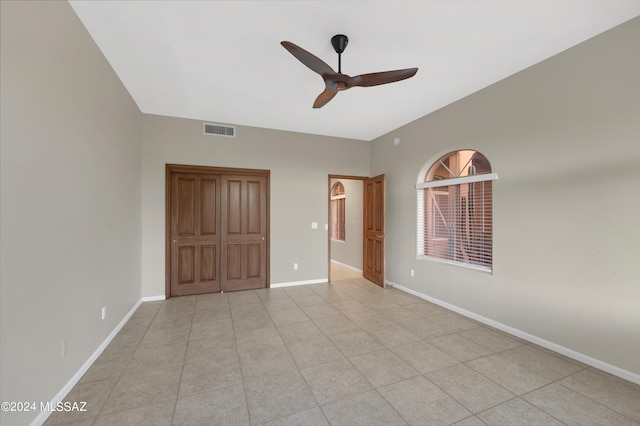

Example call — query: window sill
[417,255,492,274]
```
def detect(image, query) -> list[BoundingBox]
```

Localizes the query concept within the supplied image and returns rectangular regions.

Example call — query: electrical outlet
[410,269,415,277]
[293,263,298,270]
[61,339,68,359]
[101,306,107,320]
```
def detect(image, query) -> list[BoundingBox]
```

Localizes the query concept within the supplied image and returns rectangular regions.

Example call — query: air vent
[203,123,235,137]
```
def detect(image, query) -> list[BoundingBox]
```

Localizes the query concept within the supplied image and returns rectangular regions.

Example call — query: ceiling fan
[281,34,418,108]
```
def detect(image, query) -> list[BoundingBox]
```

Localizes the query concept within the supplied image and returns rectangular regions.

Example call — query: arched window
[417,150,497,272]
[330,182,346,241]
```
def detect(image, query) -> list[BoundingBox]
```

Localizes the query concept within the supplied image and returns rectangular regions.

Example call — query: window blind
[417,176,495,272]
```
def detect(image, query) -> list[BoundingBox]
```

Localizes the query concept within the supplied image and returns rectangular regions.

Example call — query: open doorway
[327,175,366,283]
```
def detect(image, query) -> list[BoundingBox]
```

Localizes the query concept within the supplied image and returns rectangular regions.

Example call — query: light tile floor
[45,263,640,425]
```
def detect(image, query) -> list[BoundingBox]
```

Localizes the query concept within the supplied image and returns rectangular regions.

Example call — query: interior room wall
[330,178,363,270]
[370,17,640,378]
[141,115,370,297]
[0,2,143,425]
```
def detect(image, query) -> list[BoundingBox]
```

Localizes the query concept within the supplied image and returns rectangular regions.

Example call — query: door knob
[172,239,177,243]
[261,236,265,240]
[377,234,384,239]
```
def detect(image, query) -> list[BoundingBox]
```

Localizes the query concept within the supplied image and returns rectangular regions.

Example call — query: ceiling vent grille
[204,123,235,137]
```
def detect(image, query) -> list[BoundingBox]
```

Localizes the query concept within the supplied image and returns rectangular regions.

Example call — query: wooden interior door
[170,173,221,296]
[363,174,386,287]
[221,174,268,292]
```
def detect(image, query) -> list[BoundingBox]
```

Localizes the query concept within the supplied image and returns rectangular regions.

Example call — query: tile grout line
[46,274,640,425]
[227,292,257,426]
[88,301,161,424]
[552,378,640,424]
[170,296,204,425]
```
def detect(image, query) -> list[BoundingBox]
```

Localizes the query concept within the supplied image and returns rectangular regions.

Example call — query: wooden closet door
[221,175,268,291]
[170,173,221,296]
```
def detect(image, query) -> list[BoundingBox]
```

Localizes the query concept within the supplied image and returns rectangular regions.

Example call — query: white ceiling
[69,1,640,141]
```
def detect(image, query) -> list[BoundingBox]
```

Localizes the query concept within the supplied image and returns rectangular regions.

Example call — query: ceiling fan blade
[281,41,335,76]
[313,88,338,108]
[350,68,418,88]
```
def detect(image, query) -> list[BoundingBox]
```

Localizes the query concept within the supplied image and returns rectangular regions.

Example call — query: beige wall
[0,1,142,424]
[141,115,370,296]
[371,17,640,377]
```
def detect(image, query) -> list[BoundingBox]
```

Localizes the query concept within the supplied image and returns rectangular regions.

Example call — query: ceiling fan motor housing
[331,34,349,54]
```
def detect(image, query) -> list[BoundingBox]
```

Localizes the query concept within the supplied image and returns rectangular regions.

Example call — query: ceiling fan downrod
[331,34,349,73]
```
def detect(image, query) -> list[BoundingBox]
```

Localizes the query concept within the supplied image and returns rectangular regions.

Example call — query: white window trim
[417,254,493,273]
[416,173,498,190]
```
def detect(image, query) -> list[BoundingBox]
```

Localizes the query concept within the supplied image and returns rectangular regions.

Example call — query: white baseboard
[387,280,640,386]
[141,295,165,302]
[330,259,363,273]
[271,278,328,288]
[31,299,143,426]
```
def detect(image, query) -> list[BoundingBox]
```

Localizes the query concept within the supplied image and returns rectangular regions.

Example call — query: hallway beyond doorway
[330,260,362,283]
